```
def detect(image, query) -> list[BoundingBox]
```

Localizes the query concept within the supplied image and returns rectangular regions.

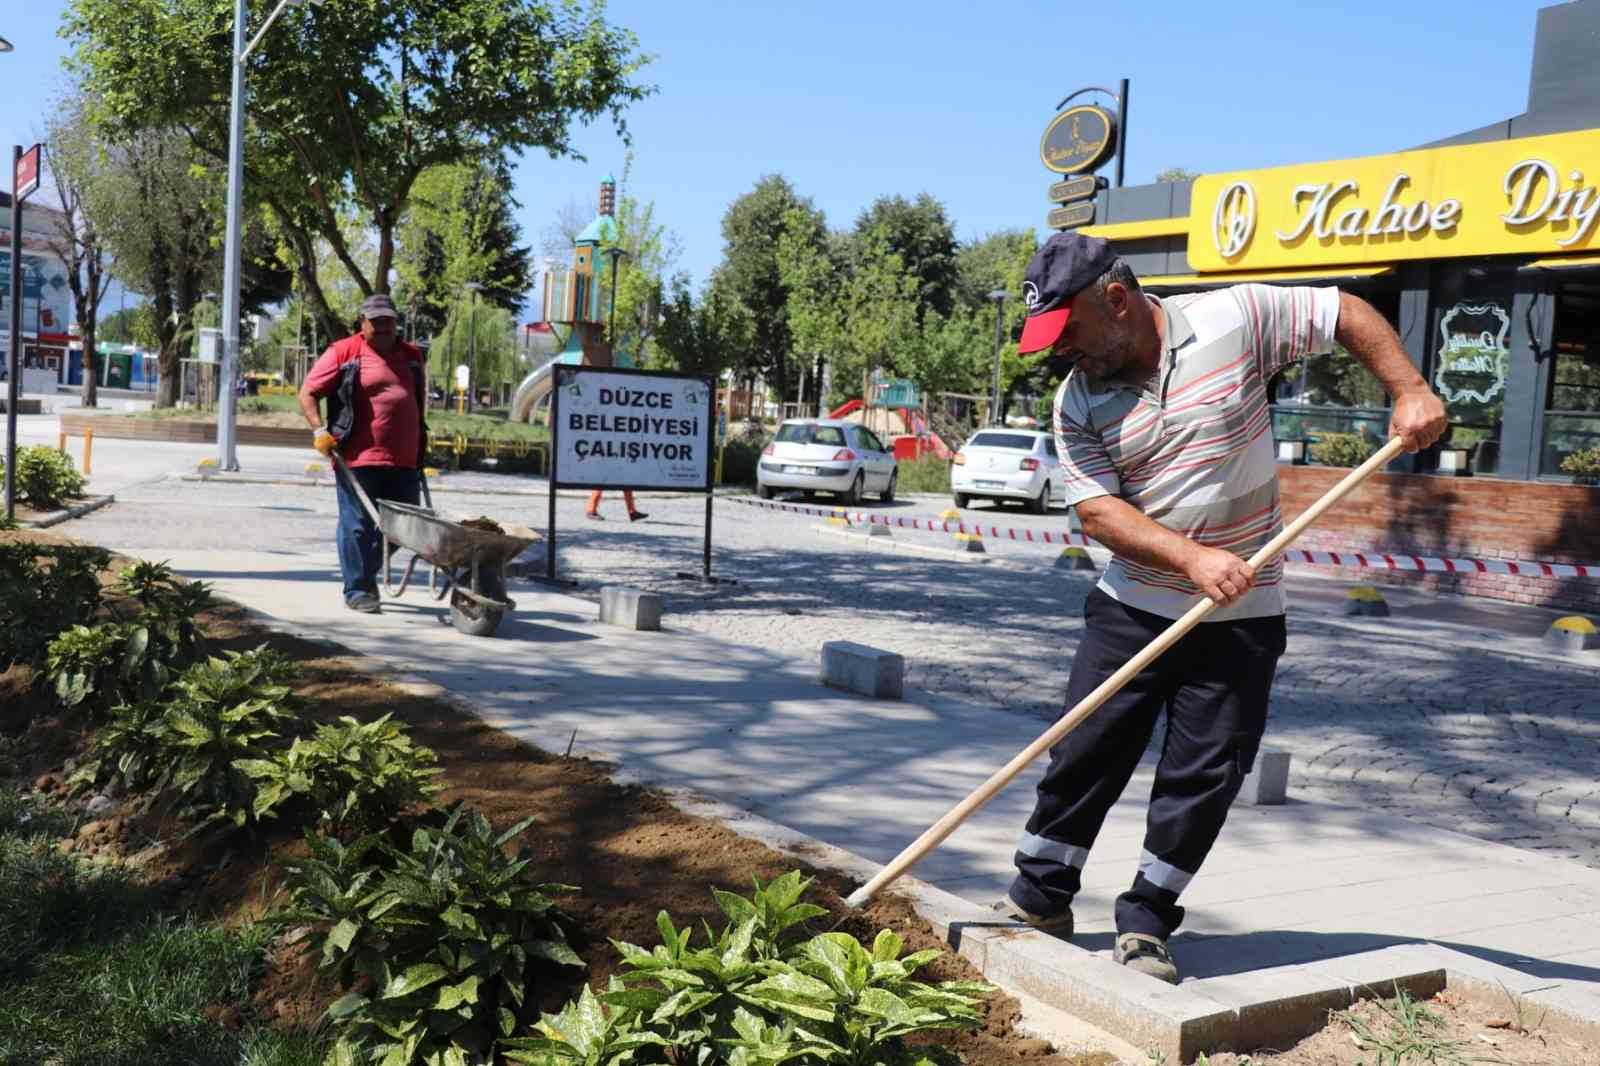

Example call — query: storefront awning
[1137,265,1396,289]
[1521,254,1600,272]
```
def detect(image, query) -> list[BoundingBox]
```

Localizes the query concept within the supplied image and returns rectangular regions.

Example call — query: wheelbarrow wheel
[450,566,507,637]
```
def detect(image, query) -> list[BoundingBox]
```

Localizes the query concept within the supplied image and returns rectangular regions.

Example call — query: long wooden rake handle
[844,437,1404,908]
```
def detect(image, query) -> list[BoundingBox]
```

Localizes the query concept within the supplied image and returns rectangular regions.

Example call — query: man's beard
[1077,322,1138,385]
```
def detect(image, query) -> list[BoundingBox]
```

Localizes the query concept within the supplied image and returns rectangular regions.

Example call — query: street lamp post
[217,0,320,471]
[0,36,13,52]
[987,288,1007,426]
[604,246,627,349]
[463,282,482,411]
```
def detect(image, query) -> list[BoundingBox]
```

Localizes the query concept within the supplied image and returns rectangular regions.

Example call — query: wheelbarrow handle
[419,467,434,511]
[328,451,383,527]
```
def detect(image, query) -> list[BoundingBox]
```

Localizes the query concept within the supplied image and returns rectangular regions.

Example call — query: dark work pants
[335,465,421,602]
[1008,588,1287,939]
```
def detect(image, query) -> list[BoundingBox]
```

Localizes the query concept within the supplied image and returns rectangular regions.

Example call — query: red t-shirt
[304,335,426,468]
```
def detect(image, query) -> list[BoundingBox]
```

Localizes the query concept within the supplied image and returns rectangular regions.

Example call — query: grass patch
[0,788,326,1066]
[1335,986,1469,1066]
[897,454,953,494]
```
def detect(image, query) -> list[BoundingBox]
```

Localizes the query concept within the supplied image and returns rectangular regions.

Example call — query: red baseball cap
[1016,233,1118,354]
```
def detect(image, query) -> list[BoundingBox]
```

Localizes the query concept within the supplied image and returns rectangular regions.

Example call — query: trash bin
[104,352,133,389]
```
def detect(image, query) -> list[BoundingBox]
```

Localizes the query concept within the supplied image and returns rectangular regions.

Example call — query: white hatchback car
[757,419,899,504]
[950,428,1067,513]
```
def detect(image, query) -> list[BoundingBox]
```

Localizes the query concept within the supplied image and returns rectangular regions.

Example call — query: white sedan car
[950,428,1067,514]
[757,419,899,504]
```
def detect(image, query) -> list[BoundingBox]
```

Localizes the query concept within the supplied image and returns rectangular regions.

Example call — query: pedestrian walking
[584,489,646,522]
[298,293,428,613]
[998,233,1446,983]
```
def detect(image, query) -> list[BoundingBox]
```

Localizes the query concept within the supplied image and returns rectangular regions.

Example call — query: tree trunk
[80,261,100,409]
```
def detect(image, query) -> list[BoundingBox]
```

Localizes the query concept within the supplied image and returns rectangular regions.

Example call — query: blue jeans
[335,465,421,601]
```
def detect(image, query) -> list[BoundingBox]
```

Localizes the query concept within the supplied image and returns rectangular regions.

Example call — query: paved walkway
[41,478,1597,1022]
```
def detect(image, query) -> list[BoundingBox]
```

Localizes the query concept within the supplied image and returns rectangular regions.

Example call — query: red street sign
[15,144,41,203]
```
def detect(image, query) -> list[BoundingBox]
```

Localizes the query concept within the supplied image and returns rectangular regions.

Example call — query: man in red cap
[299,293,428,612]
[998,232,1446,983]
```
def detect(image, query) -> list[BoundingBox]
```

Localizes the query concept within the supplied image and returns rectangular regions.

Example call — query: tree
[716,175,825,405]
[393,159,532,331]
[852,193,958,323]
[655,274,751,384]
[64,0,652,345]
[1154,167,1199,184]
[774,204,840,408]
[41,94,113,407]
[98,304,159,349]
[539,198,592,259]
[600,155,681,367]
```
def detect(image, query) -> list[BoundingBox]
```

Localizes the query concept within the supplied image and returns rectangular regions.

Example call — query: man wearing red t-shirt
[299,293,428,613]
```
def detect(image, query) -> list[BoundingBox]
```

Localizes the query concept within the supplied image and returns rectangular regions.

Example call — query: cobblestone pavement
[64,474,1600,870]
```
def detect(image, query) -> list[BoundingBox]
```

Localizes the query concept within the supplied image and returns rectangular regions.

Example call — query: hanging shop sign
[1048,175,1103,204]
[1188,128,1600,271]
[1434,302,1510,405]
[1047,203,1096,230]
[1039,105,1117,175]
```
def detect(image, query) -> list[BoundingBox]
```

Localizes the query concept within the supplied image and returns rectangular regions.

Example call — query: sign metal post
[5,143,42,524]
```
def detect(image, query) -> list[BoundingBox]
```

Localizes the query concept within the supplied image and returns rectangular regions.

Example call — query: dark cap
[360,293,398,320]
[1017,232,1118,354]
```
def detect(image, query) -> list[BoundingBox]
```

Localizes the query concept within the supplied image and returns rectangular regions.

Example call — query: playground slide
[509,356,565,424]
[829,396,953,459]
[828,398,863,419]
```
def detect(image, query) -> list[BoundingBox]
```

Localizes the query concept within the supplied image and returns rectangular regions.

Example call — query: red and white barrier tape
[728,496,1599,579]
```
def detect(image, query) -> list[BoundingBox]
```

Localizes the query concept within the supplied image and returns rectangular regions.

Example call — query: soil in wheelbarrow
[0,553,1106,1066]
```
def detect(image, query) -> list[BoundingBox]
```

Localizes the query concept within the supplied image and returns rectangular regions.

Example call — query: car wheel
[758,483,774,499]
[952,492,970,509]
[880,469,897,502]
[843,472,864,505]
[1027,482,1049,515]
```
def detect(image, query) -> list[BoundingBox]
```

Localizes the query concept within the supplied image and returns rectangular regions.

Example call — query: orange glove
[313,428,337,457]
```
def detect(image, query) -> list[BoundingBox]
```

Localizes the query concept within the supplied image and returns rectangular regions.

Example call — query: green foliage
[1,445,87,509]
[719,175,827,393]
[719,428,771,487]
[524,872,989,1066]
[279,805,582,1066]
[82,698,173,794]
[1308,431,1380,468]
[895,456,951,495]
[114,561,217,692]
[239,713,443,833]
[163,647,302,830]
[1559,443,1600,482]
[43,623,130,711]
[0,542,110,670]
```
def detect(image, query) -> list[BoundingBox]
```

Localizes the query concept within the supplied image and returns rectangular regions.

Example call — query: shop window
[1431,297,1510,475]
[1541,278,1600,478]
[1268,287,1395,456]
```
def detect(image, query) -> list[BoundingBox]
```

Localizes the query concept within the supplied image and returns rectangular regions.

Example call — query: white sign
[1435,302,1510,406]
[553,369,711,490]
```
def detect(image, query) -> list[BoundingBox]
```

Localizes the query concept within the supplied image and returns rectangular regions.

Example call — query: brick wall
[1278,466,1600,614]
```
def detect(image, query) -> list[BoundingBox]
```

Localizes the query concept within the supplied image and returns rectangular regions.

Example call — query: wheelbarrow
[330,453,539,636]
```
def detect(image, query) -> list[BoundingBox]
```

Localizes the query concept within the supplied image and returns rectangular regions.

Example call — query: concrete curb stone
[21,494,116,528]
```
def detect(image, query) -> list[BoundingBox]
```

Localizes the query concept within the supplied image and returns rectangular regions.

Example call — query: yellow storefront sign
[1188,128,1600,272]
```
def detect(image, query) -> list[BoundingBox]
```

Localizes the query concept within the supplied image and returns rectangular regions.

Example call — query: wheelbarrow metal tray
[378,500,539,572]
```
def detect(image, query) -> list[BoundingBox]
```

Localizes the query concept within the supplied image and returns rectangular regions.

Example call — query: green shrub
[508,872,991,1066]
[279,804,582,1066]
[79,698,172,794]
[163,647,302,830]
[2,445,87,508]
[1308,431,1379,468]
[43,622,131,711]
[896,455,951,494]
[0,543,110,670]
[239,712,443,833]
[113,561,217,697]
[1559,444,1600,484]
[719,431,770,487]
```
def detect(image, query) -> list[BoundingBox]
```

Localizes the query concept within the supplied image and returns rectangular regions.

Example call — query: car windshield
[776,423,846,447]
[969,432,1039,450]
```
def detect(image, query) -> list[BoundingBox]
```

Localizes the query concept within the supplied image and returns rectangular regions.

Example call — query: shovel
[845,437,1405,908]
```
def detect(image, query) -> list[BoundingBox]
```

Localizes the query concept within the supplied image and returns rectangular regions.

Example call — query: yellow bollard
[83,429,94,475]
[58,431,66,453]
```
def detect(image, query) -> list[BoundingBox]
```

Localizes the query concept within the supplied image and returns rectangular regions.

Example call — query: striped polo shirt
[1053,284,1341,621]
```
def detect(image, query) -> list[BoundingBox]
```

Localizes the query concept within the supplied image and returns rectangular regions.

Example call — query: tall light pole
[463,282,482,411]
[604,246,627,348]
[987,288,1007,426]
[217,0,320,471]
[0,36,13,52]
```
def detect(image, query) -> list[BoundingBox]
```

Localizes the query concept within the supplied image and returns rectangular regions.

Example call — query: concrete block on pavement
[1310,944,1447,1003]
[952,532,986,553]
[599,586,662,631]
[1055,546,1096,571]
[862,522,891,538]
[1239,748,1290,806]
[1342,585,1390,617]
[1197,965,1352,1053]
[820,640,903,699]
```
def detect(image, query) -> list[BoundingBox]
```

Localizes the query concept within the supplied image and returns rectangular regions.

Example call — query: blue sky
[0,1,1559,319]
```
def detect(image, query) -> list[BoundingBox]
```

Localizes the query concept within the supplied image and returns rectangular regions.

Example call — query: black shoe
[628,511,648,522]
[990,898,1074,936]
[1114,932,1179,984]
[585,512,604,521]
[345,592,381,613]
